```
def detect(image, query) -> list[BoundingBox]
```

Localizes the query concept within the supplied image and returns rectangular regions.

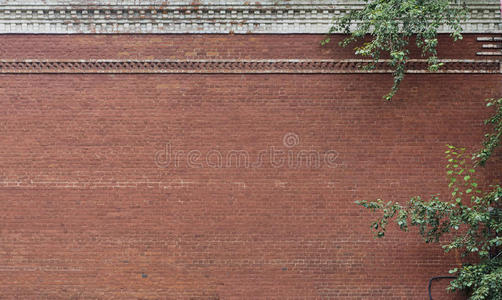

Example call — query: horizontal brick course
[0,34,489,60]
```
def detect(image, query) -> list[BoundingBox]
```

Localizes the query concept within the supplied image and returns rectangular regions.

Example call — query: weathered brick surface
[0,34,500,299]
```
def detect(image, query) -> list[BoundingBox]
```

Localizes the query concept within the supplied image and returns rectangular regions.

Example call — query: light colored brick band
[0,0,499,34]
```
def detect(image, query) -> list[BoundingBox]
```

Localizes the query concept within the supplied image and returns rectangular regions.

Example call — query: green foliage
[323,0,466,100]
[473,98,502,167]
[357,145,502,299]
[449,258,502,300]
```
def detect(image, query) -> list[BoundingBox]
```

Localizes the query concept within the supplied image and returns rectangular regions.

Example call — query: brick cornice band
[0,59,499,74]
[0,0,500,34]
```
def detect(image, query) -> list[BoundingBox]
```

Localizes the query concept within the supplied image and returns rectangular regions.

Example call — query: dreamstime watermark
[154,133,340,169]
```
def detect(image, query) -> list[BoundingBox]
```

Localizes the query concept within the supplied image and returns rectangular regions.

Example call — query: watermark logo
[155,133,340,169]
[283,132,300,148]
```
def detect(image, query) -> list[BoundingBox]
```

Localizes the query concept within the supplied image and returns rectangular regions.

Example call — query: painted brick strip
[0,1,499,34]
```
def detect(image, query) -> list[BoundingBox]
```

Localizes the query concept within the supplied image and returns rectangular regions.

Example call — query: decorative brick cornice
[0,59,499,74]
[0,0,499,34]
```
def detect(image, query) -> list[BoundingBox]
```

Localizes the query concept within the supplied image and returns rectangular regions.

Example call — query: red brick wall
[0,34,487,59]
[0,34,500,299]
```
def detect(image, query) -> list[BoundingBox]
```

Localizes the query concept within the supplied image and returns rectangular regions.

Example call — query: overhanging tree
[323,0,466,100]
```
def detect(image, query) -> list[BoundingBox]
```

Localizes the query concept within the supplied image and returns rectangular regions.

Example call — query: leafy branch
[474,98,502,167]
[357,145,502,299]
[323,0,466,100]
